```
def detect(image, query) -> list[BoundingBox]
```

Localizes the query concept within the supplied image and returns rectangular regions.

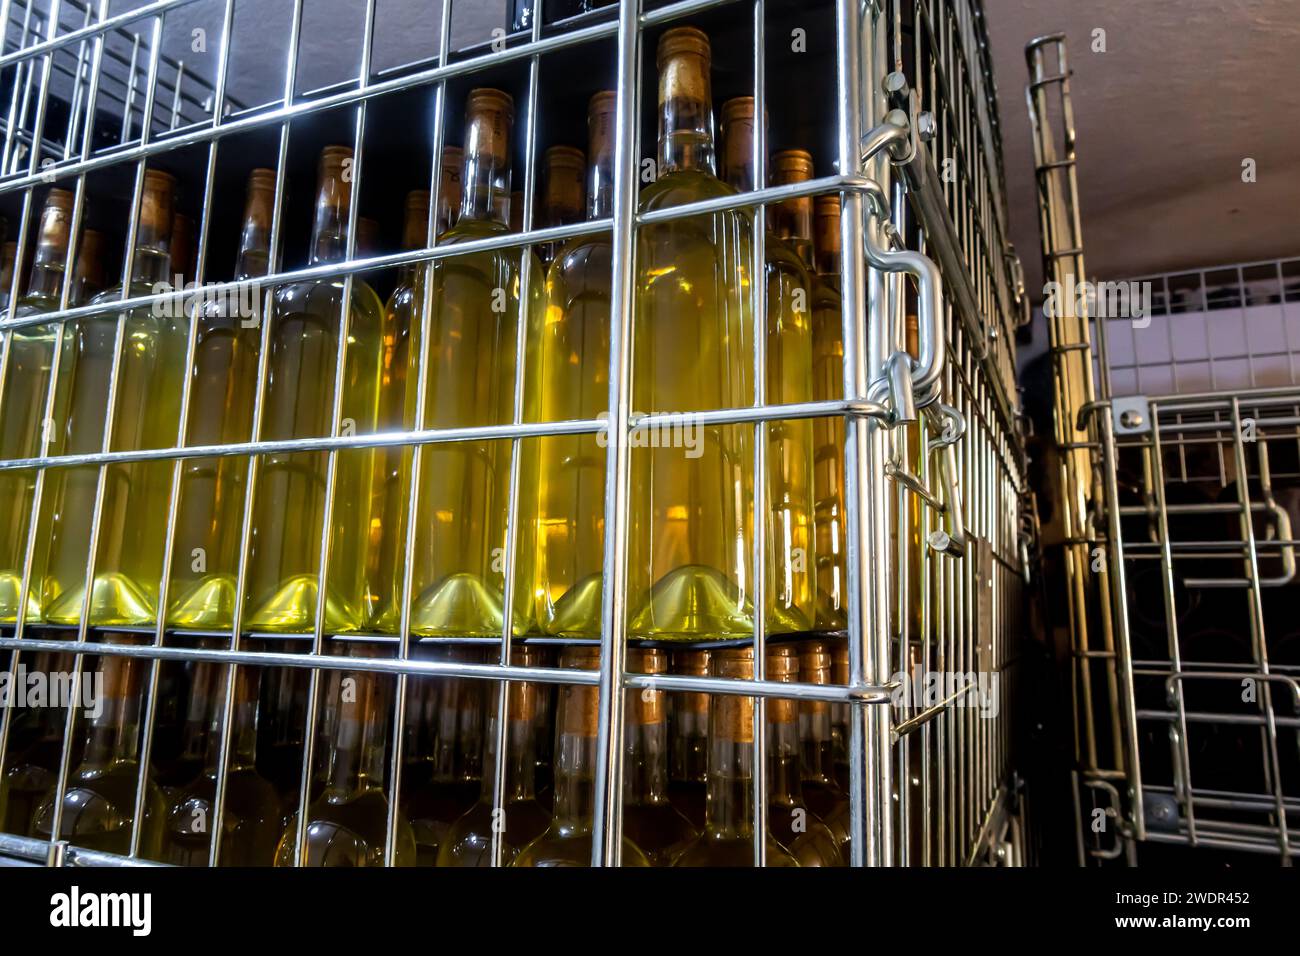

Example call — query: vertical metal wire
[590,0,642,868]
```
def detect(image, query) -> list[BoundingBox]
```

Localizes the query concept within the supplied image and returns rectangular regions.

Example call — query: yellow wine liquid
[242,276,385,633]
[408,217,543,637]
[811,272,846,629]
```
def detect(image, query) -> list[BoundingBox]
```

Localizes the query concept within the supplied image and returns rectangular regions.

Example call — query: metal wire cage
[1028,35,1300,864]
[0,0,1029,867]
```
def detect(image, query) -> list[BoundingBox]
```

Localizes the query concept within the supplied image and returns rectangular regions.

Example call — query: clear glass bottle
[513,646,651,866]
[621,647,697,865]
[718,105,816,635]
[436,645,551,866]
[798,640,850,859]
[666,648,709,829]
[672,647,798,866]
[530,90,615,637]
[0,187,76,623]
[365,147,463,633]
[243,146,386,634]
[31,635,167,858]
[766,644,844,866]
[538,143,586,266]
[274,647,416,866]
[628,26,756,640]
[162,663,280,865]
[0,650,73,835]
[166,168,274,630]
[408,89,543,637]
[37,169,190,626]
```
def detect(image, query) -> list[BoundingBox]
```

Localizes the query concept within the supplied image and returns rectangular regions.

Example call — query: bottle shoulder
[639,169,738,212]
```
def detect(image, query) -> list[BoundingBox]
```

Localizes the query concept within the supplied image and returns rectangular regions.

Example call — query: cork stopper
[543,145,586,225]
[773,149,814,181]
[317,146,354,214]
[320,145,353,172]
[772,149,814,245]
[506,644,544,722]
[403,190,431,251]
[799,641,832,715]
[814,194,842,269]
[711,648,754,743]
[244,168,276,232]
[627,647,667,726]
[657,25,710,70]
[831,638,849,686]
[588,90,617,161]
[559,645,602,737]
[36,188,75,260]
[766,645,799,724]
[465,88,514,166]
[139,169,175,238]
[905,312,919,356]
[672,648,710,716]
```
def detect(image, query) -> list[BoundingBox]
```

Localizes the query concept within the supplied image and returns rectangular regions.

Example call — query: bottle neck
[705,692,756,838]
[235,208,271,281]
[800,701,836,786]
[624,686,672,805]
[658,53,716,175]
[322,669,389,798]
[766,716,806,807]
[460,120,511,226]
[479,680,541,804]
[81,655,147,767]
[551,682,600,830]
[309,164,352,265]
[589,108,615,220]
[202,666,261,773]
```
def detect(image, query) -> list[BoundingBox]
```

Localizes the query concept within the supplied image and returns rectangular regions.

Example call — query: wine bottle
[364,147,463,633]
[436,645,551,866]
[274,647,416,866]
[166,168,274,630]
[810,194,846,629]
[38,169,190,626]
[538,144,585,265]
[255,658,312,814]
[766,644,843,865]
[620,647,697,865]
[530,90,615,637]
[666,648,709,829]
[629,26,756,640]
[830,636,849,790]
[513,646,651,866]
[243,146,386,634]
[0,187,76,623]
[797,640,850,860]
[153,648,221,793]
[162,663,280,865]
[404,645,488,864]
[31,635,167,858]
[0,650,73,835]
[718,105,816,635]
[673,647,799,866]
[71,228,106,305]
[408,89,543,637]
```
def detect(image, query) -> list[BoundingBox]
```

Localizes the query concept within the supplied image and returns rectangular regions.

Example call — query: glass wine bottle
[530,89,615,637]
[166,168,274,630]
[620,647,697,865]
[628,26,756,640]
[0,650,74,835]
[71,228,106,306]
[538,143,585,266]
[243,146,386,634]
[436,645,551,866]
[31,634,167,858]
[37,169,190,627]
[513,646,651,866]
[162,663,280,865]
[408,89,543,637]
[666,648,709,830]
[798,640,850,859]
[672,647,798,866]
[274,647,416,866]
[718,105,816,635]
[0,187,76,623]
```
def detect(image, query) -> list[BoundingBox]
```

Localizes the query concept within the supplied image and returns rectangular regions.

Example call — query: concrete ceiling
[986,0,1300,296]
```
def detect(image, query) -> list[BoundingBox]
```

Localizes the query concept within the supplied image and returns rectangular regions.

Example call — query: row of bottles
[0,635,855,866]
[0,25,850,645]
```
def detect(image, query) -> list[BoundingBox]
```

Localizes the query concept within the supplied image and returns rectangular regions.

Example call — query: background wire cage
[1028,34,1300,865]
[0,0,1029,867]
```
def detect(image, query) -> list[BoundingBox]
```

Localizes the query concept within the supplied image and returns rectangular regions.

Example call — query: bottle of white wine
[38,169,190,626]
[529,90,615,637]
[628,26,755,640]
[408,89,543,637]
[243,146,386,634]
[719,104,816,635]
[31,635,167,858]
[538,144,585,266]
[0,187,76,624]
[167,168,274,630]
[274,646,416,866]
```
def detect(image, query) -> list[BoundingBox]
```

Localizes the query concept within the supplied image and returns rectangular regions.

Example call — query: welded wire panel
[0,0,1027,868]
